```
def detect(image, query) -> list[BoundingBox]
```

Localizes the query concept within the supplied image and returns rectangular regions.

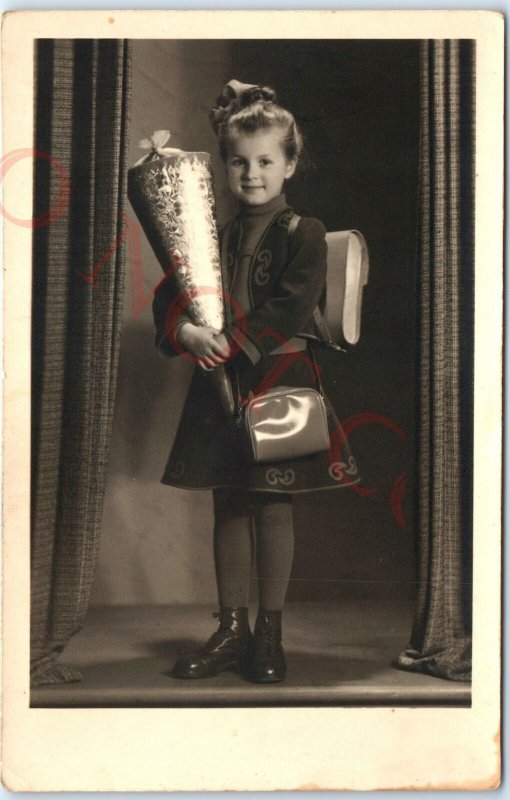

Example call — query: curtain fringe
[31,656,83,686]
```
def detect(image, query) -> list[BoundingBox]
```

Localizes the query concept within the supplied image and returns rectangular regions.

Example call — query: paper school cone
[128,148,235,417]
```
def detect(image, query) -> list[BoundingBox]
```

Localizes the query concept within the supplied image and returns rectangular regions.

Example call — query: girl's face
[226,129,297,206]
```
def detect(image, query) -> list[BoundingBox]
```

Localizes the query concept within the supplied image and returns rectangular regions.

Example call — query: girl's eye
[260,159,272,166]
[231,158,244,167]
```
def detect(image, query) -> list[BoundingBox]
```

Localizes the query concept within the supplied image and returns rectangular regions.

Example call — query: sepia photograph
[1,9,502,792]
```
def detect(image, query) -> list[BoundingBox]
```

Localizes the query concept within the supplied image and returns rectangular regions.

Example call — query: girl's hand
[213,333,231,359]
[177,323,230,371]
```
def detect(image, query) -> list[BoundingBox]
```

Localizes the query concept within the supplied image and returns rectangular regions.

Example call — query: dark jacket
[152,205,360,494]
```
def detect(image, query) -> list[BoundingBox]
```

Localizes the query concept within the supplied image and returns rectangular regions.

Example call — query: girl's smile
[226,129,297,206]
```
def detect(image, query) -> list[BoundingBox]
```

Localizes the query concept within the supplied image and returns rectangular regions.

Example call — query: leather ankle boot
[247,609,286,683]
[171,606,253,679]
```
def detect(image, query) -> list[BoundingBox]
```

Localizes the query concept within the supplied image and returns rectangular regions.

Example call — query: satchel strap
[287,213,301,236]
[234,339,325,413]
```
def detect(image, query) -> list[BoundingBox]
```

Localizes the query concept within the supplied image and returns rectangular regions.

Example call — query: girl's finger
[201,356,218,370]
[197,359,213,372]
[210,340,230,358]
[206,350,227,365]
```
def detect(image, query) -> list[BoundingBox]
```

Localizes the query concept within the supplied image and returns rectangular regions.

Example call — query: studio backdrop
[30,38,473,686]
[95,39,420,607]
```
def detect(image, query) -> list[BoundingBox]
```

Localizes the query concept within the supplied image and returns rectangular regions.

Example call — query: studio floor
[31,600,471,707]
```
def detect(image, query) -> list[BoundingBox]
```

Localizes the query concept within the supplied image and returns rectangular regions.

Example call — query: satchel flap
[324,230,369,347]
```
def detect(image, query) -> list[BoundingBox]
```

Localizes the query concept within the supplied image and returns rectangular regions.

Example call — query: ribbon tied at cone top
[134,129,184,166]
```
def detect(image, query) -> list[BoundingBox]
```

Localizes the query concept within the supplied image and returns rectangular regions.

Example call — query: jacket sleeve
[225,217,328,365]
[152,278,193,359]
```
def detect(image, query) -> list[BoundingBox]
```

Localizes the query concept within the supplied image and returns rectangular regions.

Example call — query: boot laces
[202,612,240,651]
[203,629,227,650]
[212,611,235,632]
[259,626,280,654]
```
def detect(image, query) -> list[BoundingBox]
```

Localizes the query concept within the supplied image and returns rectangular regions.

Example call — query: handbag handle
[307,341,325,399]
[233,340,325,425]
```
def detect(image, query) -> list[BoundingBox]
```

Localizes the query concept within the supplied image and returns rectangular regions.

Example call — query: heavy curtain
[31,40,131,686]
[397,40,474,681]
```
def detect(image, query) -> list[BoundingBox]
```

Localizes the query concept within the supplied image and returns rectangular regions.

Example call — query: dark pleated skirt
[161,352,360,494]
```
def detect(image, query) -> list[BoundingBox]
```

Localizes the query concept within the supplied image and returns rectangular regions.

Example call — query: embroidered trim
[328,457,358,481]
[253,249,272,286]
[265,468,296,487]
[246,207,292,306]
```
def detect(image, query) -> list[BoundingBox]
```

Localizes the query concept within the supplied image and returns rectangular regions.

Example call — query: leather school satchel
[287,214,370,350]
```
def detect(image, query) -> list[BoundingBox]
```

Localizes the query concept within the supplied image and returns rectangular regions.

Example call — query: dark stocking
[213,489,253,608]
[253,493,294,611]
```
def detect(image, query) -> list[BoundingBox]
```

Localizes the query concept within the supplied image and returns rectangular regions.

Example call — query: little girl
[153,79,360,683]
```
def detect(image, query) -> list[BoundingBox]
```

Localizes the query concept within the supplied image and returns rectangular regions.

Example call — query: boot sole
[170,660,242,679]
[247,673,286,684]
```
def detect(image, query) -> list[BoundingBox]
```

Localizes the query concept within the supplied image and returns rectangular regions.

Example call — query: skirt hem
[160,476,361,494]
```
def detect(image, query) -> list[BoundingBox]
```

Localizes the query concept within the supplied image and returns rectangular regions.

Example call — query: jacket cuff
[225,326,262,366]
[173,318,194,344]
[157,313,193,358]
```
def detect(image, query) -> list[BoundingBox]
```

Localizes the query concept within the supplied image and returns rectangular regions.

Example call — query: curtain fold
[396,40,474,682]
[30,39,132,686]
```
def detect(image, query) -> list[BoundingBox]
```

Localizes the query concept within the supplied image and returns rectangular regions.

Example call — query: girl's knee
[213,487,252,520]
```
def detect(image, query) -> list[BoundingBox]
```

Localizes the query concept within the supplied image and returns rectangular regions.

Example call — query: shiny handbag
[236,343,331,464]
[243,384,330,464]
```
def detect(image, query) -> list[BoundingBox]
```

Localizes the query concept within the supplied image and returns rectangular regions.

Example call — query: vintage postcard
[1,8,503,791]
